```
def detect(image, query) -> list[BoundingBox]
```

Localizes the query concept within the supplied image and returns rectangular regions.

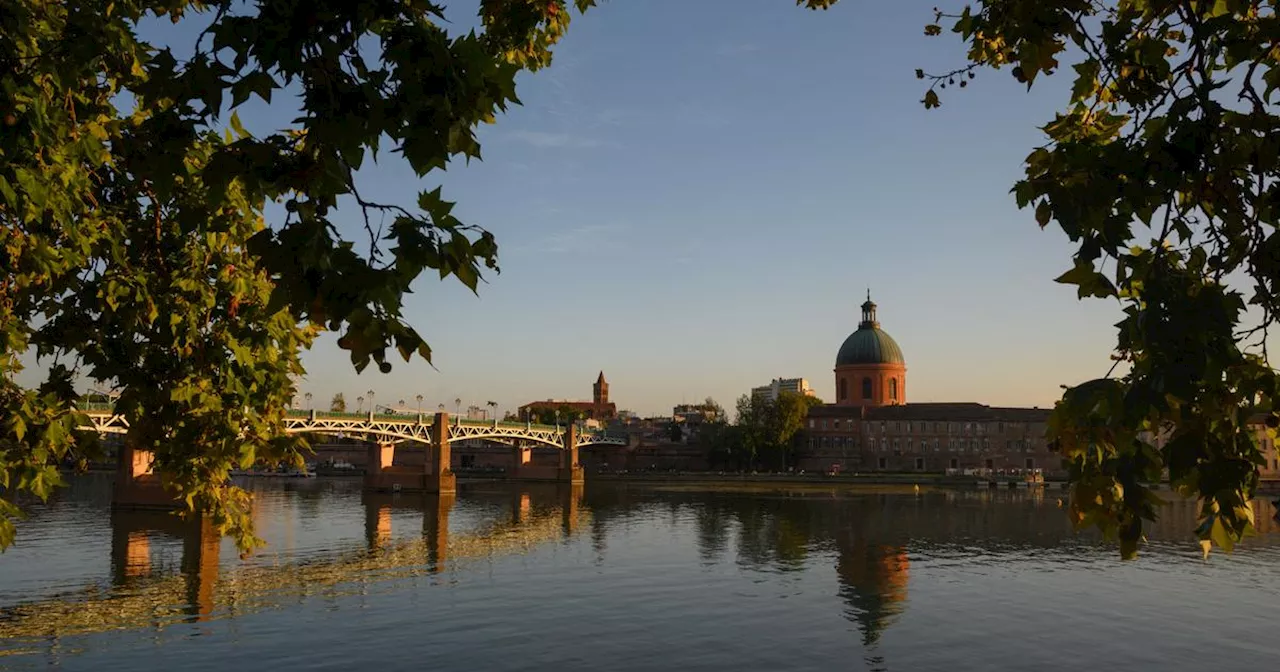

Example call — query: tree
[669,423,684,443]
[330,393,346,414]
[734,394,769,469]
[699,420,743,471]
[0,0,612,551]
[922,1,1280,557]
[704,397,727,423]
[768,391,824,469]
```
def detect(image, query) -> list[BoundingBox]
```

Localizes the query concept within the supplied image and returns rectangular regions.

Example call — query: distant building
[803,292,1057,474]
[518,372,618,422]
[751,377,816,403]
[673,402,725,424]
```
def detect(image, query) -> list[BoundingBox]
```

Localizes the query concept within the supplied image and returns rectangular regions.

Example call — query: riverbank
[589,471,1067,489]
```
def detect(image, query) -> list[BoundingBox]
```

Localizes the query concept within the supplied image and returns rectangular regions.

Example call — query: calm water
[2,475,1279,671]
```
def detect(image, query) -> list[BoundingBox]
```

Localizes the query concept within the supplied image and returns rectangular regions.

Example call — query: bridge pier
[511,440,531,479]
[113,437,181,510]
[429,412,456,494]
[559,424,585,485]
[363,412,455,494]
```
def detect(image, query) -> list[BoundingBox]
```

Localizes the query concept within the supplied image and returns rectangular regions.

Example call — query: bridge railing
[75,403,622,441]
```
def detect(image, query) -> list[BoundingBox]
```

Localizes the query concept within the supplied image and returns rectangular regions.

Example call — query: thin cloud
[715,42,761,57]
[539,222,629,254]
[506,130,604,149]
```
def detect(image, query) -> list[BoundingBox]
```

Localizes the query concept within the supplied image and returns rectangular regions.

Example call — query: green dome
[835,292,905,366]
[836,327,904,366]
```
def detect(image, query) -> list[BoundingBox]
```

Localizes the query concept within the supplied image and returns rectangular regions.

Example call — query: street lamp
[304,392,312,410]
[416,394,423,413]
[367,390,375,414]
[357,396,365,412]
[454,397,461,415]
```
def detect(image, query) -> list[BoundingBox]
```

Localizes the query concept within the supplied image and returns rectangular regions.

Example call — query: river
[1,475,1278,671]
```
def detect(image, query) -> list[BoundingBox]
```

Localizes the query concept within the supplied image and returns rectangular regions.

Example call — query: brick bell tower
[593,371,609,405]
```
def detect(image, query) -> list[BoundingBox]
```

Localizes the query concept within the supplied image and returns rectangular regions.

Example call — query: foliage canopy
[0,0,600,550]
[922,0,1280,557]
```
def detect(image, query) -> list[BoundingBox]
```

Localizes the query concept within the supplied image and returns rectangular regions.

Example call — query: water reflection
[583,485,1280,651]
[108,510,220,622]
[3,479,1280,670]
[0,478,588,648]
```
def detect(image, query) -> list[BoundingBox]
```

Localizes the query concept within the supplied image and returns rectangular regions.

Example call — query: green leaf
[1035,200,1052,227]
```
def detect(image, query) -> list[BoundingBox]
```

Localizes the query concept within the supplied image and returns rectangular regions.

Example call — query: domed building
[801,291,1060,477]
[834,292,906,406]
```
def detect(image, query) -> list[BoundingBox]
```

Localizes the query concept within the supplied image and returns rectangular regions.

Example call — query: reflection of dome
[836,543,910,646]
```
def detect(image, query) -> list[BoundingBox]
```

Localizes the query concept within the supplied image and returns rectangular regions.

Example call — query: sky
[37,1,1144,417]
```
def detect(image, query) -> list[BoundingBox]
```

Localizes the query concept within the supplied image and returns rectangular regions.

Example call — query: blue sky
[47,1,1141,416]
[288,0,1124,417]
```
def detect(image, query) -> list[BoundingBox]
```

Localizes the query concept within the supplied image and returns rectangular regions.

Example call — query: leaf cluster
[922,0,1280,557]
[0,0,597,550]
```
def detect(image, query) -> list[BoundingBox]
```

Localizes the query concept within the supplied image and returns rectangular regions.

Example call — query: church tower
[593,371,609,405]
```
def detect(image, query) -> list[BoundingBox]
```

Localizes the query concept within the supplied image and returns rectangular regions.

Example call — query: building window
[889,378,898,401]
[1025,458,1035,469]
[862,377,872,399]
[878,457,887,469]
[834,419,841,430]
[933,439,940,452]
[821,420,827,430]
[915,457,925,470]
[920,440,927,453]
[808,437,815,449]
[998,422,1005,433]
[949,458,959,469]
[839,378,848,401]
[808,419,814,429]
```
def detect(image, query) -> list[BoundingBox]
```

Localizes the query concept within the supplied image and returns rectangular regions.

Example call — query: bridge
[79,404,628,449]
[76,404,630,507]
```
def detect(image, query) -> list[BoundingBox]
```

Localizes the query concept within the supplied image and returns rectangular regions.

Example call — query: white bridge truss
[78,409,627,450]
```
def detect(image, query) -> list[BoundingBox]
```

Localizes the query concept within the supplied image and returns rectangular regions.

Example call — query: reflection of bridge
[76,405,628,506]
[0,485,587,645]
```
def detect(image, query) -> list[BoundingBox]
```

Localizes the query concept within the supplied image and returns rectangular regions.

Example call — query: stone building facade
[803,294,1280,480]
[804,294,1056,474]
[800,402,1054,474]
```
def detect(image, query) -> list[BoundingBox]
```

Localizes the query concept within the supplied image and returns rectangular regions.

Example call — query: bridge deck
[76,404,627,448]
